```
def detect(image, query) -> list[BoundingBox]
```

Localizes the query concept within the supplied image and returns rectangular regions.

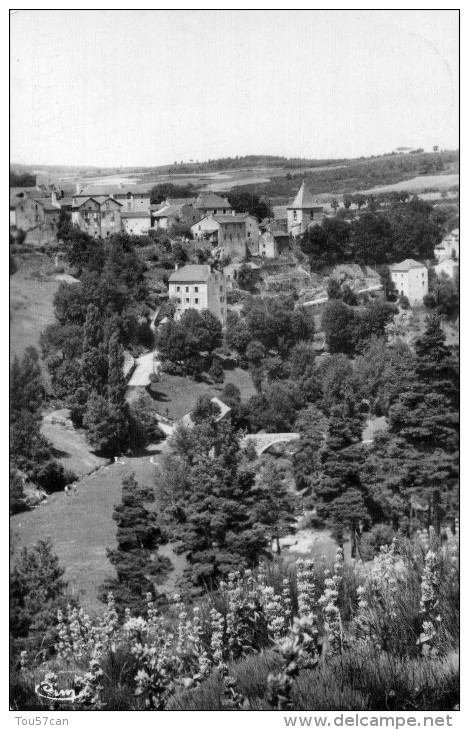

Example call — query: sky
[10,9,459,168]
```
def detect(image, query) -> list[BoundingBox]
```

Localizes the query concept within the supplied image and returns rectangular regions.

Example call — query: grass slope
[149,368,256,421]
[10,442,170,614]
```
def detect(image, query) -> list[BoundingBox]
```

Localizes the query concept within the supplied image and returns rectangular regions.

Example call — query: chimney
[175,263,179,271]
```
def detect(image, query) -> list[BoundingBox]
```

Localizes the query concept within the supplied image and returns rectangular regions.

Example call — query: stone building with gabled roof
[195,192,232,216]
[190,214,248,260]
[287,182,323,237]
[168,264,227,323]
[71,196,123,238]
[389,259,428,304]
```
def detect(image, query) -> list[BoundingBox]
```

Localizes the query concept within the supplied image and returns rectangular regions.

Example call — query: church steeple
[288,181,315,210]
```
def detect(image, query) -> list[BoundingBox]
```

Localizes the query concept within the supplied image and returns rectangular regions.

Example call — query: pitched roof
[10,196,44,209]
[121,211,151,219]
[152,205,183,218]
[166,197,196,207]
[212,214,246,224]
[195,192,231,209]
[36,199,61,212]
[79,184,152,196]
[168,265,213,283]
[287,182,316,209]
[390,259,426,272]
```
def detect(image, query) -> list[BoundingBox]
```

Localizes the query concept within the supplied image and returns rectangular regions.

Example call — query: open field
[10,441,171,614]
[41,410,108,478]
[150,367,256,421]
[362,173,459,195]
[10,264,59,360]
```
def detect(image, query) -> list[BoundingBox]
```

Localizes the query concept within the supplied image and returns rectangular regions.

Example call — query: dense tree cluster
[226,191,272,220]
[156,419,275,592]
[10,170,36,187]
[10,348,75,508]
[322,298,398,355]
[300,198,444,270]
[424,272,459,319]
[156,308,223,378]
[40,232,161,455]
[149,183,195,204]
[294,315,459,553]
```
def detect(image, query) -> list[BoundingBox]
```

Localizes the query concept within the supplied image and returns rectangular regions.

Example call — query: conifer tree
[312,399,373,555]
[103,474,170,614]
[254,459,297,554]
[81,303,108,393]
[176,423,268,589]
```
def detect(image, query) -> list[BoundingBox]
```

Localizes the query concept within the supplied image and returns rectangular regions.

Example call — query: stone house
[121,211,152,235]
[190,214,247,259]
[152,202,199,230]
[10,196,44,230]
[168,264,227,324]
[195,192,232,217]
[75,185,151,213]
[71,197,122,238]
[390,259,428,304]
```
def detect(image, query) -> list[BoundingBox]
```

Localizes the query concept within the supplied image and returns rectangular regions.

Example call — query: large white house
[168,264,227,324]
[389,259,428,305]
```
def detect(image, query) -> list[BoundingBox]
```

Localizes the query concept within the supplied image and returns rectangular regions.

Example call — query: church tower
[287,182,320,237]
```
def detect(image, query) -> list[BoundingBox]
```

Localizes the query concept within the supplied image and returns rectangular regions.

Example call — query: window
[293,210,297,220]
[185,286,189,292]
[198,225,201,230]
[106,202,110,209]
[223,209,226,214]
[195,298,199,304]
[220,286,223,292]
[185,298,190,304]
[194,286,198,292]
[177,298,181,304]
[176,286,180,292]
[220,296,224,303]
[247,232,251,237]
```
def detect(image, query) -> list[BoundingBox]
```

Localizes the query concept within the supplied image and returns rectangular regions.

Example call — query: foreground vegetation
[11,530,459,711]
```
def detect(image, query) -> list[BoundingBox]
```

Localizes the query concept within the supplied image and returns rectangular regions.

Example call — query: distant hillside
[230,151,459,200]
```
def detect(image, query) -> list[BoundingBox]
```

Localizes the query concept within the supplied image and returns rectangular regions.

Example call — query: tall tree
[312,399,371,556]
[172,423,268,589]
[254,459,297,554]
[10,539,69,660]
[81,303,108,394]
[103,474,170,614]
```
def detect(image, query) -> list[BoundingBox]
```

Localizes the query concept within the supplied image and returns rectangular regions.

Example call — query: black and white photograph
[9,8,460,721]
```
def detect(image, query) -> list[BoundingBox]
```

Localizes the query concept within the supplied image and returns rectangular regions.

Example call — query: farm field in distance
[362,172,459,194]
